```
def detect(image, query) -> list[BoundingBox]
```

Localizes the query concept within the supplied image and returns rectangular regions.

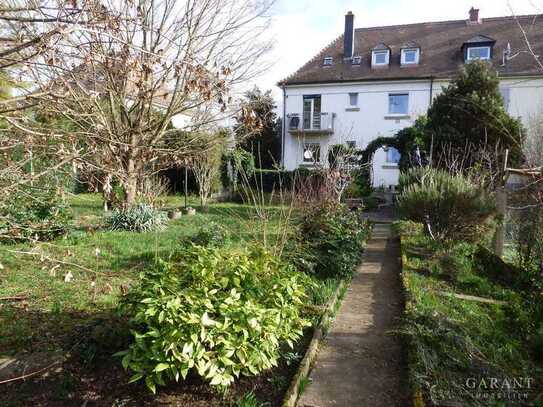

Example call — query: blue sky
[256,0,541,102]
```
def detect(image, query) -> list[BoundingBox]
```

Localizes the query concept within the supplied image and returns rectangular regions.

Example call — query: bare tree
[191,129,227,210]
[1,0,273,205]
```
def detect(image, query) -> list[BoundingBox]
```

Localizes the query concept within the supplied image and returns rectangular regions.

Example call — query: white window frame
[352,56,362,65]
[467,46,491,61]
[349,92,358,107]
[372,50,390,66]
[302,95,321,130]
[388,93,409,115]
[303,143,321,163]
[323,56,333,66]
[401,48,420,65]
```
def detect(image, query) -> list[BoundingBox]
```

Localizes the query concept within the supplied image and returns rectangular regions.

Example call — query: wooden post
[494,186,507,257]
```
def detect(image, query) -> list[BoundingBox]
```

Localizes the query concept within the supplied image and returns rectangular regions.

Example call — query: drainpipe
[429,76,434,106]
[281,86,286,168]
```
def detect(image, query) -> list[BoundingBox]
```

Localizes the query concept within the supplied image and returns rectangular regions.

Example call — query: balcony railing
[287,112,335,134]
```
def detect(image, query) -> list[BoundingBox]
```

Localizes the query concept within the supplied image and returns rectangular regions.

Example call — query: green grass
[396,221,543,406]
[0,193,289,356]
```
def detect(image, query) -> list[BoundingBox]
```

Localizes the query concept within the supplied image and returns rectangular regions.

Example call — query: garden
[0,179,370,406]
[2,1,543,404]
[395,169,543,406]
[385,62,543,406]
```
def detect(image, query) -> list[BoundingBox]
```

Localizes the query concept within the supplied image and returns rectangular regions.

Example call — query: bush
[117,245,310,392]
[105,204,167,232]
[344,168,372,199]
[397,168,496,242]
[0,187,72,243]
[182,222,231,247]
[287,203,370,278]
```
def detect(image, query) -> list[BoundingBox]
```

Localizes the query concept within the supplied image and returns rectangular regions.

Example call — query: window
[323,57,333,66]
[303,143,321,163]
[352,56,362,65]
[386,147,401,164]
[372,50,389,66]
[467,46,490,61]
[349,93,358,107]
[303,95,321,130]
[401,48,420,65]
[388,93,409,115]
[500,87,511,111]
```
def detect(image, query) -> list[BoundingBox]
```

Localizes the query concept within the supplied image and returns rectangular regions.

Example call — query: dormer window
[372,43,390,67]
[352,56,362,65]
[466,46,490,61]
[462,35,495,63]
[401,48,420,65]
[323,57,333,66]
[372,50,389,66]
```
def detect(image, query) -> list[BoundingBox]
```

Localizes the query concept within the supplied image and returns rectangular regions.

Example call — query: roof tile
[279,14,543,85]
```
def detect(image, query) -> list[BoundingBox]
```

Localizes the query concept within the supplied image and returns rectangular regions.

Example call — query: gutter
[279,72,543,88]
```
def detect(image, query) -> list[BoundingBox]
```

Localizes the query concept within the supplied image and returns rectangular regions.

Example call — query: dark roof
[464,34,496,43]
[372,42,390,51]
[279,14,543,85]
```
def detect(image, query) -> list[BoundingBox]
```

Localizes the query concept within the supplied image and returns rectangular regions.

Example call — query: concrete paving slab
[298,224,409,407]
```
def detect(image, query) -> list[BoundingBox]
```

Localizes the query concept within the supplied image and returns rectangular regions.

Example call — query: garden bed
[396,221,543,406]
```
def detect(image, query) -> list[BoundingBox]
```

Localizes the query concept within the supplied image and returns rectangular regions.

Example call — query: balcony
[287,112,335,135]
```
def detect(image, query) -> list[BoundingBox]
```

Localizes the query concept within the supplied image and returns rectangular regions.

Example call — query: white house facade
[278,10,543,188]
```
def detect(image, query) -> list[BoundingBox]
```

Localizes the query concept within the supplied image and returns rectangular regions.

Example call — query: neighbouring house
[278,9,543,188]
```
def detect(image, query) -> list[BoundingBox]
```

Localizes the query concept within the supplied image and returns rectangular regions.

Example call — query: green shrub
[182,221,231,247]
[397,168,496,242]
[0,187,72,243]
[288,203,370,278]
[117,245,310,392]
[344,168,372,199]
[105,204,167,232]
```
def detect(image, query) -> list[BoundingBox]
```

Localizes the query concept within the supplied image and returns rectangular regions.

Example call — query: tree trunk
[125,176,138,207]
[124,156,138,207]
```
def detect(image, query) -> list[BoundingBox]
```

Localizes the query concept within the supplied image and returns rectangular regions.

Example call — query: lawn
[0,193,291,354]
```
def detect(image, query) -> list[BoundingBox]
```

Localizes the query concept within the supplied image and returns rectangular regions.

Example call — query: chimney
[344,11,355,58]
[468,7,480,24]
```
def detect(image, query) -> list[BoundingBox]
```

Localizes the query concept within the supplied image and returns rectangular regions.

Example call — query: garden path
[298,223,409,406]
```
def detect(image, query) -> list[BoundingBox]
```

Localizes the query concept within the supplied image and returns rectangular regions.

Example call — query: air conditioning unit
[288,114,300,130]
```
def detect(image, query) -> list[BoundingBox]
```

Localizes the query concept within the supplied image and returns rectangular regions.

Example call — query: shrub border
[398,234,425,407]
[281,278,347,407]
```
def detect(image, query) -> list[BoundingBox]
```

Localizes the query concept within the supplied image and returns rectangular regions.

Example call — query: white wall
[282,76,543,187]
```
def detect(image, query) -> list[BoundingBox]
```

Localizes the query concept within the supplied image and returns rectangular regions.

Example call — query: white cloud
[251,0,542,106]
